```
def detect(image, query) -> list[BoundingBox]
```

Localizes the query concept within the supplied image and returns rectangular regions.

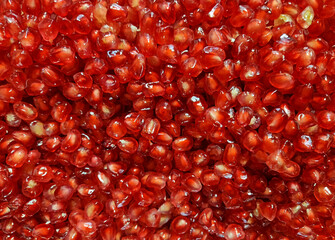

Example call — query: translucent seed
[297,6,314,29]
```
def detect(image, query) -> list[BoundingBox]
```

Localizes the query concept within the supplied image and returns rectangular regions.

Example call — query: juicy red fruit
[0,0,335,239]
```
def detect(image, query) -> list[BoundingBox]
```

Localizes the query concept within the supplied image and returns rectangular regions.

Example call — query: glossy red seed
[230,5,254,27]
[61,129,81,153]
[0,0,334,238]
[73,72,93,89]
[33,165,53,182]
[242,130,261,152]
[223,143,241,166]
[143,82,165,97]
[172,136,193,152]
[266,108,288,133]
[137,33,157,56]
[13,101,38,121]
[130,54,146,80]
[76,219,97,236]
[107,3,128,22]
[55,184,74,201]
[106,50,127,68]
[259,202,277,221]
[117,137,138,154]
[26,79,49,96]
[19,28,41,52]
[6,146,28,168]
[177,76,195,97]
[77,184,97,198]
[187,95,208,116]
[98,74,120,94]
[294,135,314,152]
[134,188,155,207]
[240,64,262,81]
[182,174,202,193]
[146,173,167,190]
[73,36,93,59]
[174,151,192,172]
[317,110,335,129]
[121,175,141,194]
[181,57,203,77]
[191,150,209,167]
[170,216,190,234]
[157,2,176,24]
[314,183,335,202]
[107,118,127,139]
[0,84,23,103]
[141,118,160,140]
[41,65,65,87]
[157,45,179,64]
[72,14,92,35]
[32,224,54,239]
[141,208,161,228]
[51,102,72,123]
[200,170,220,186]
[224,224,245,240]
[38,15,59,41]
[84,199,103,220]
[50,46,75,66]
[84,58,108,75]
[22,176,43,198]
[7,70,27,92]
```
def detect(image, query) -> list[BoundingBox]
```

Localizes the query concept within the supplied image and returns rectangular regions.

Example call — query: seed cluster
[0,0,335,239]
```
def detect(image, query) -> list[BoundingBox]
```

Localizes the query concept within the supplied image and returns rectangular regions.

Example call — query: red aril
[0,0,335,239]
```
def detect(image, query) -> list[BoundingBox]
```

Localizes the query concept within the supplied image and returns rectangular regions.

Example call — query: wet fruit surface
[1,0,335,239]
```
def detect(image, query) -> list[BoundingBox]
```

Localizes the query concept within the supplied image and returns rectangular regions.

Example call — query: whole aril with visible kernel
[1,0,335,239]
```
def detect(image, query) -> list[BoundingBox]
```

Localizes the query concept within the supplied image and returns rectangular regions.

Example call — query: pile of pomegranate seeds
[1,0,335,239]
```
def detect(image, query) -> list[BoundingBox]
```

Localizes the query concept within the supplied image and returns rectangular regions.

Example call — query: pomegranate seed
[72,14,92,35]
[157,2,176,24]
[0,84,23,103]
[38,15,59,41]
[141,208,161,228]
[117,137,138,154]
[170,216,190,234]
[51,101,72,123]
[0,0,334,238]
[33,165,53,182]
[61,129,81,153]
[22,176,43,198]
[146,172,167,190]
[50,46,75,65]
[297,6,314,29]
[32,224,54,239]
[73,72,93,89]
[121,175,141,194]
[230,5,254,27]
[259,201,278,221]
[13,101,38,121]
[6,145,28,168]
[107,3,128,22]
[181,174,202,193]
[224,224,245,240]
[172,136,193,152]
[55,184,74,201]
[200,169,220,186]
[76,219,97,236]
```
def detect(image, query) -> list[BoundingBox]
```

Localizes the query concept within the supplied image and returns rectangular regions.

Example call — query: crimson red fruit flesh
[0,0,335,239]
